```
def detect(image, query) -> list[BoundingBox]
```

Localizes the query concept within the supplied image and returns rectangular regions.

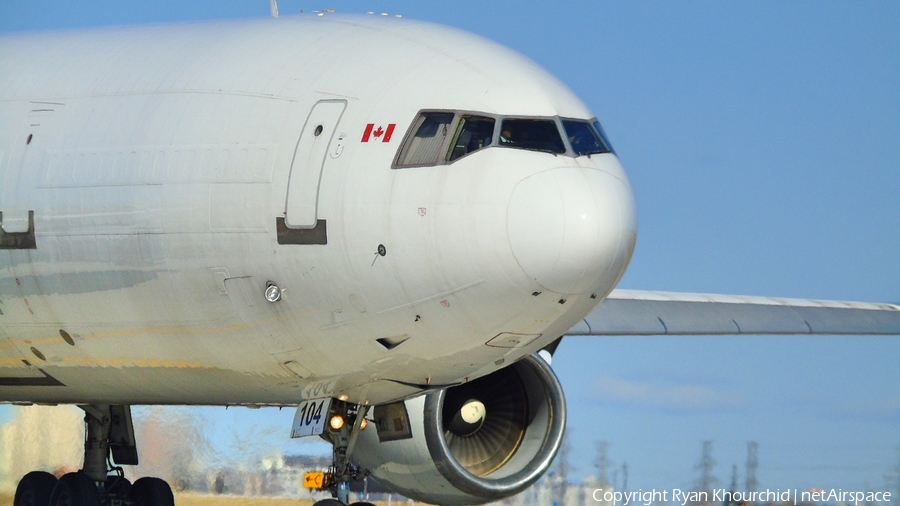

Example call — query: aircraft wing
[568,289,900,336]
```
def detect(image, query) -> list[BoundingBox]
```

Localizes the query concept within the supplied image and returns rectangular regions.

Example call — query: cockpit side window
[395,112,455,167]
[562,119,611,156]
[498,119,566,154]
[447,115,495,162]
[592,120,615,155]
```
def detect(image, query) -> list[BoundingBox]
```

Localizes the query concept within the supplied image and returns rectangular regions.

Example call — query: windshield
[447,115,495,162]
[498,119,566,154]
[394,111,616,168]
[592,120,615,155]
[562,119,611,156]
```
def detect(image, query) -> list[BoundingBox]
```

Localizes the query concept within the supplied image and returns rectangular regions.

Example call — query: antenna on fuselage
[269,0,279,18]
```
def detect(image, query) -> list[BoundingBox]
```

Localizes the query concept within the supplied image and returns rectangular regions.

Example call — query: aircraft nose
[507,167,635,295]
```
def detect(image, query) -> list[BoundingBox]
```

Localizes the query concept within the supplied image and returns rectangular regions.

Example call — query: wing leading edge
[568,290,900,336]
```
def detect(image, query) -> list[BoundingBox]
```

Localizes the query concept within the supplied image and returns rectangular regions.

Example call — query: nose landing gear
[12,404,174,506]
[304,401,375,506]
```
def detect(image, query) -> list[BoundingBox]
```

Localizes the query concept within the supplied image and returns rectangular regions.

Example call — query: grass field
[175,493,320,506]
[0,492,348,506]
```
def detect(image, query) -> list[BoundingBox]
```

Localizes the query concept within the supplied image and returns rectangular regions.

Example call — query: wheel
[49,472,100,506]
[312,500,344,506]
[103,476,131,499]
[129,477,174,506]
[14,471,58,506]
[354,502,377,506]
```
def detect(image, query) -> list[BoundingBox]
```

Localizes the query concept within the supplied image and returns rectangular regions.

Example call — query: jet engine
[351,354,566,505]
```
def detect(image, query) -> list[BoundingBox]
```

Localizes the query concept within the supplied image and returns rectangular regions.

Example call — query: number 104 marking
[290,398,331,438]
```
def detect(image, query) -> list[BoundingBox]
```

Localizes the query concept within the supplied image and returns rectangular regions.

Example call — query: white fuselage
[0,15,636,406]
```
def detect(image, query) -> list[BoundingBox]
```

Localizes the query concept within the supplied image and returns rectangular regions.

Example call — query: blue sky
[2,0,899,495]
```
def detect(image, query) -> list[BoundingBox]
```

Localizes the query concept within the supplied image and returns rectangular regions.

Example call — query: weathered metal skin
[0,15,634,407]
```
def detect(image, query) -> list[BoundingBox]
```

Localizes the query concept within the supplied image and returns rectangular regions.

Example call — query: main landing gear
[307,401,375,506]
[13,405,174,506]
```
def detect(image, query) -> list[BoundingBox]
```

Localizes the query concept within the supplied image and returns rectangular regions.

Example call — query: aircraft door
[284,100,347,228]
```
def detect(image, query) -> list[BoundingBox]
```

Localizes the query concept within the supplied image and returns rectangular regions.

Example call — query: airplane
[2,9,899,506]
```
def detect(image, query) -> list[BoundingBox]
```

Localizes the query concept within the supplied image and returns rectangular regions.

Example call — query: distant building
[203,453,332,500]
[0,405,83,491]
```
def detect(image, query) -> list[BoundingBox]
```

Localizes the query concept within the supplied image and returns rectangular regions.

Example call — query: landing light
[329,415,345,430]
[360,417,368,430]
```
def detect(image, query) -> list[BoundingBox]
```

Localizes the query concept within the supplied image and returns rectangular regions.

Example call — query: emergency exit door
[284,100,347,229]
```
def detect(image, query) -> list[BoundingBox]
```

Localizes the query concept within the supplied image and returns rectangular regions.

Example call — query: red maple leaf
[372,126,384,138]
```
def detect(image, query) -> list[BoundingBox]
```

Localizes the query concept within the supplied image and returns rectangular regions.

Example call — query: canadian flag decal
[361,123,396,143]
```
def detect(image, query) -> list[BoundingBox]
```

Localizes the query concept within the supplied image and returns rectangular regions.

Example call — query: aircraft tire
[312,500,344,506]
[129,477,174,506]
[49,472,100,506]
[14,471,58,506]
[104,476,132,498]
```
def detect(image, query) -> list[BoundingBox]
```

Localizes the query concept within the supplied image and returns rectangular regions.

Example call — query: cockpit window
[447,115,495,161]
[394,111,616,168]
[592,120,615,155]
[562,119,611,156]
[498,119,566,154]
[395,112,455,167]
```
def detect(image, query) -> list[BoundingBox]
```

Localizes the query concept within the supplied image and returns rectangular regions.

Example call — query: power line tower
[745,441,759,493]
[725,464,739,506]
[695,441,718,494]
[892,447,900,506]
[556,436,571,506]
[595,441,611,488]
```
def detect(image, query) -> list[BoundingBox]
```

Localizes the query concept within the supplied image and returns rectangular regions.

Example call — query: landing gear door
[284,100,347,228]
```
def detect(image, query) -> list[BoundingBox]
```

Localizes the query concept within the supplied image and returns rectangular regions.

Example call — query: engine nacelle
[351,354,566,504]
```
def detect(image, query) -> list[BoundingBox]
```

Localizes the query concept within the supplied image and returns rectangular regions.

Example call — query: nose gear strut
[305,401,372,506]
